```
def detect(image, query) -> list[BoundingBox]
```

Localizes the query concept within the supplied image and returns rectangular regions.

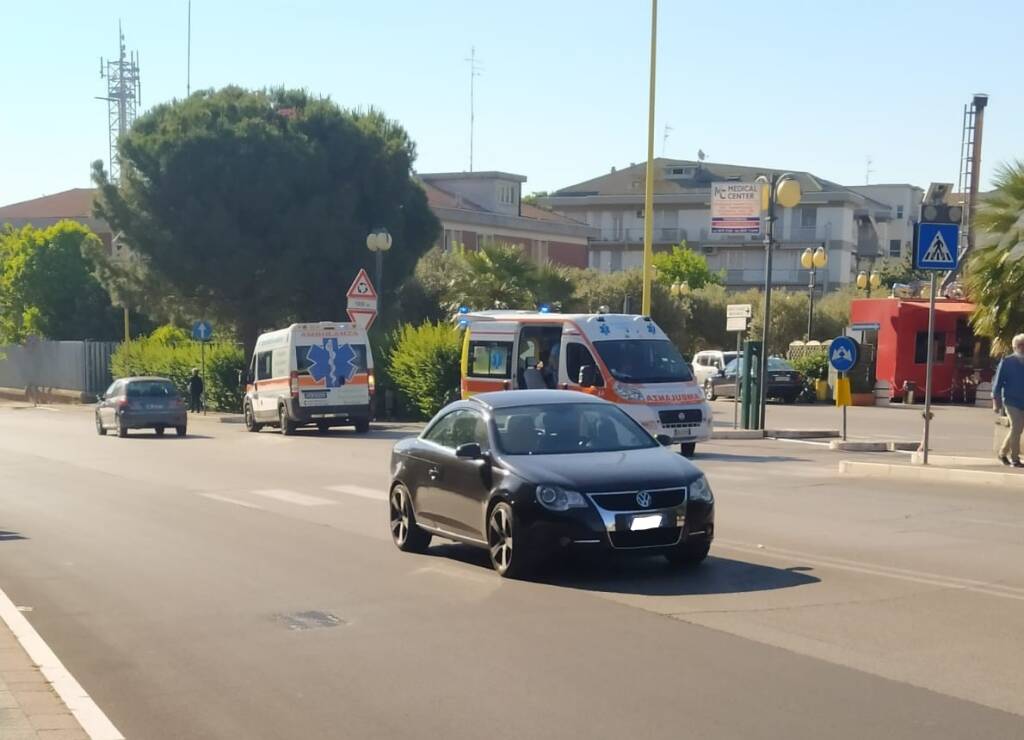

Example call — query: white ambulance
[460,311,711,455]
[243,323,374,435]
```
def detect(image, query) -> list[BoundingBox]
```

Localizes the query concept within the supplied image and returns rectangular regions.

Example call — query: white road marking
[717,539,1024,602]
[201,493,266,510]
[250,488,336,506]
[0,585,124,739]
[325,484,387,501]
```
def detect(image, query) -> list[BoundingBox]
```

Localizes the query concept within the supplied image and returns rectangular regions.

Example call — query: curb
[909,452,1002,467]
[829,440,888,452]
[838,460,1024,489]
[711,429,765,440]
[888,441,920,452]
[767,429,840,439]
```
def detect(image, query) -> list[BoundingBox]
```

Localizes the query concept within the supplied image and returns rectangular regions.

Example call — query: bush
[110,328,245,411]
[792,351,828,381]
[388,322,462,418]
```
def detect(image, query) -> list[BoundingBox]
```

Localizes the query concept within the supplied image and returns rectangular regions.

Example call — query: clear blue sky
[3,0,1021,206]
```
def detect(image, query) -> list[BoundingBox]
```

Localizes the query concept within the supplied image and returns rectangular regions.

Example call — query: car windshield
[126,381,178,398]
[592,339,693,383]
[724,358,796,375]
[493,403,658,455]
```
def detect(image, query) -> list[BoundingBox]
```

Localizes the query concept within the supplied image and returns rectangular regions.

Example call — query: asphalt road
[1,403,1022,739]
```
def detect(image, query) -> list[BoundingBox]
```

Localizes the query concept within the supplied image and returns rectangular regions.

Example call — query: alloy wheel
[390,487,410,547]
[488,506,514,573]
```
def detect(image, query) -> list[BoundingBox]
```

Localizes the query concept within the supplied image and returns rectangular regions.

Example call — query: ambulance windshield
[593,339,693,384]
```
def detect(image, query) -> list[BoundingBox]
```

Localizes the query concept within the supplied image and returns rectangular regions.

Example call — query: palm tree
[967,160,1024,353]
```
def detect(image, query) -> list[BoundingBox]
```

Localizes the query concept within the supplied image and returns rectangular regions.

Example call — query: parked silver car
[95,377,188,437]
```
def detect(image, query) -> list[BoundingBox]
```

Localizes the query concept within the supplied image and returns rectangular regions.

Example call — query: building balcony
[592,227,688,244]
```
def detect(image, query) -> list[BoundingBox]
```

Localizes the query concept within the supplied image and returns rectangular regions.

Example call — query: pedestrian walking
[993,333,1024,468]
[188,368,205,414]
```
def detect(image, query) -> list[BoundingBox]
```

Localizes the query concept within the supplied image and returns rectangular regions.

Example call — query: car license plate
[145,403,163,410]
[303,391,328,399]
[630,514,663,531]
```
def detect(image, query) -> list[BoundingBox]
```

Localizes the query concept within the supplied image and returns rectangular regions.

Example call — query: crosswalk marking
[250,489,336,506]
[324,484,387,501]
[201,493,265,510]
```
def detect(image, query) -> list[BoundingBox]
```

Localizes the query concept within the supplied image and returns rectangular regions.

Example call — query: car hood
[499,447,704,493]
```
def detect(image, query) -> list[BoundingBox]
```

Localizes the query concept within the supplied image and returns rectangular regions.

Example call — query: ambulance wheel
[279,406,295,436]
[680,442,696,458]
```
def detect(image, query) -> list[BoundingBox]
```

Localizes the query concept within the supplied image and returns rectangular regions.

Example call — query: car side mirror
[655,434,673,447]
[455,442,484,459]
[717,368,726,377]
[578,365,598,388]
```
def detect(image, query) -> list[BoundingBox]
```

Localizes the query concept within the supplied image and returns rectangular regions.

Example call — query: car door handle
[428,466,441,481]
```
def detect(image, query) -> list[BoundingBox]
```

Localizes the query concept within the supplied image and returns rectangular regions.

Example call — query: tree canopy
[92,86,440,355]
[0,221,121,343]
[653,243,723,290]
[967,160,1024,353]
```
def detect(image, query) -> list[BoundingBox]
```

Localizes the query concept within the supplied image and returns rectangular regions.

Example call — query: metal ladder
[942,103,978,294]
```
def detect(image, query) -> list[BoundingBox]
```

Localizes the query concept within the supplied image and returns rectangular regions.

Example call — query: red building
[849,298,990,402]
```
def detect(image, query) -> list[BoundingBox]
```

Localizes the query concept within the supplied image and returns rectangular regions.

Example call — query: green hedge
[111,333,245,412]
[388,322,462,419]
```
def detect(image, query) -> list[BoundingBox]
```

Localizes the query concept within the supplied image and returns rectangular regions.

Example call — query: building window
[636,209,644,219]
[800,208,817,229]
[914,332,945,364]
[896,205,904,219]
[889,239,902,258]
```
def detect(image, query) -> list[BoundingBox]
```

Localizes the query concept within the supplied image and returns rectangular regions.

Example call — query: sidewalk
[0,621,87,739]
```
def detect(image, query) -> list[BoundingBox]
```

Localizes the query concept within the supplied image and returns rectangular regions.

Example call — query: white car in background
[691,350,738,387]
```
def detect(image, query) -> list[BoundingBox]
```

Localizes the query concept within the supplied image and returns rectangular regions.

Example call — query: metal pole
[806,266,815,340]
[842,377,848,441]
[921,272,938,464]
[758,175,776,429]
[733,330,741,429]
[187,0,191,96]
[375,249,384,323]
[201,340,206,415]
[640,0,658,316]
[123,306,130,342]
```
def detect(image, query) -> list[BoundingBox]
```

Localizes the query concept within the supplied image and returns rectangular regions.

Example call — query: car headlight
[689,475,714,503]
[614,382,645,402]
[535,485,587,511]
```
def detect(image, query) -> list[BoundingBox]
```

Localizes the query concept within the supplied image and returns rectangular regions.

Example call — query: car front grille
[590,488,687,512]
[657,408,703,426]
[609,527,682,549]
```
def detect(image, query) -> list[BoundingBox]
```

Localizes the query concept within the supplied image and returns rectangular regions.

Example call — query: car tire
[155,426,165,437]
[95,414,107,436]
[704,381,717,401]
[117,423,128,438]
[679,442,696,458]
[389,484,431,553]
[665,541,710,566]
[354,417,370,434]
[783,394,797,404]
[487,501,532,579]
[244,403,262,433]
[279,406,294,436]
[176,426,187,437]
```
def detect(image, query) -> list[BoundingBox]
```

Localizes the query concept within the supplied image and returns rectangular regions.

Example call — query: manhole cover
[276,611,346,631]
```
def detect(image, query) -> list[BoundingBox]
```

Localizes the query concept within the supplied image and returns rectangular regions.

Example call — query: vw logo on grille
[635,491,652,508]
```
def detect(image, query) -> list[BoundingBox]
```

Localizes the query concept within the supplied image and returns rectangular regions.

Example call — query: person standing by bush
[993,333,1024,468]
[188,368,205,414]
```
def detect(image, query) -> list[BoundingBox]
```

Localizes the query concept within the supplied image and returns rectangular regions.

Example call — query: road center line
[200,493,266,510]
[324,484,387,501]
[716,540,1024,602]
[0,585,124,739]
[250,488,336,506]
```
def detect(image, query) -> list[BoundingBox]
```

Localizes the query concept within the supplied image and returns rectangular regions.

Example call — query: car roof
[468,390,610,410]
[118,376,174,383]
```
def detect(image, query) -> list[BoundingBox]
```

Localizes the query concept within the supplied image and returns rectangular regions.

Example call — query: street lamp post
[365,228,393,320]
[856,268,881,297]
[800,245,828,340]
[754,173,802,429]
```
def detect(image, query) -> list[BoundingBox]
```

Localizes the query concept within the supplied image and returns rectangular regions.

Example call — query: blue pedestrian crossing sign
[191,320,213,342]
[915,222,959,270]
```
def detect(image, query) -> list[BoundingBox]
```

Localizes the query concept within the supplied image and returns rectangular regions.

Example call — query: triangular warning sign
[346,268,378,300]
[923,231,953,264]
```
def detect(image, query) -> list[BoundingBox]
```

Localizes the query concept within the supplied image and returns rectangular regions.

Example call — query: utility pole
[464,46,482,171]
[187,0,192,96]
[640,0,658,316]
[662,124,673,155]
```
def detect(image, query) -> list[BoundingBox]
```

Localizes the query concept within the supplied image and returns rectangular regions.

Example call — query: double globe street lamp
[366,228,393,319]
[800,245,828,340]
[856,269,881,297]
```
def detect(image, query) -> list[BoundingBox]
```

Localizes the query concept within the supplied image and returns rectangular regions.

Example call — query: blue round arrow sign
[829,336,859,373]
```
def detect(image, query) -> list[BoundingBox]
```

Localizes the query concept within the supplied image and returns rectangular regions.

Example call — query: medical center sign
[710,182,762,235]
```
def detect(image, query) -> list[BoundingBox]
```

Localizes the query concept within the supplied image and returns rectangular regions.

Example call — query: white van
[243,323,374,435]
[460,311,711,456]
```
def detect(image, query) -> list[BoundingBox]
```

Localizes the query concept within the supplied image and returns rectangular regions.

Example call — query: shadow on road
[0,530,27,542]
[116,433,214,440]
[426,544,819,596]
[695,451,810,464]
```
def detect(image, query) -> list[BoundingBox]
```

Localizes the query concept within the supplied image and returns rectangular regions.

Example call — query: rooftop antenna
[662,124,673,155]
[865,155,875,185]
[97,21,141,183]
[697,149,707,162]
[464,46,482,171]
